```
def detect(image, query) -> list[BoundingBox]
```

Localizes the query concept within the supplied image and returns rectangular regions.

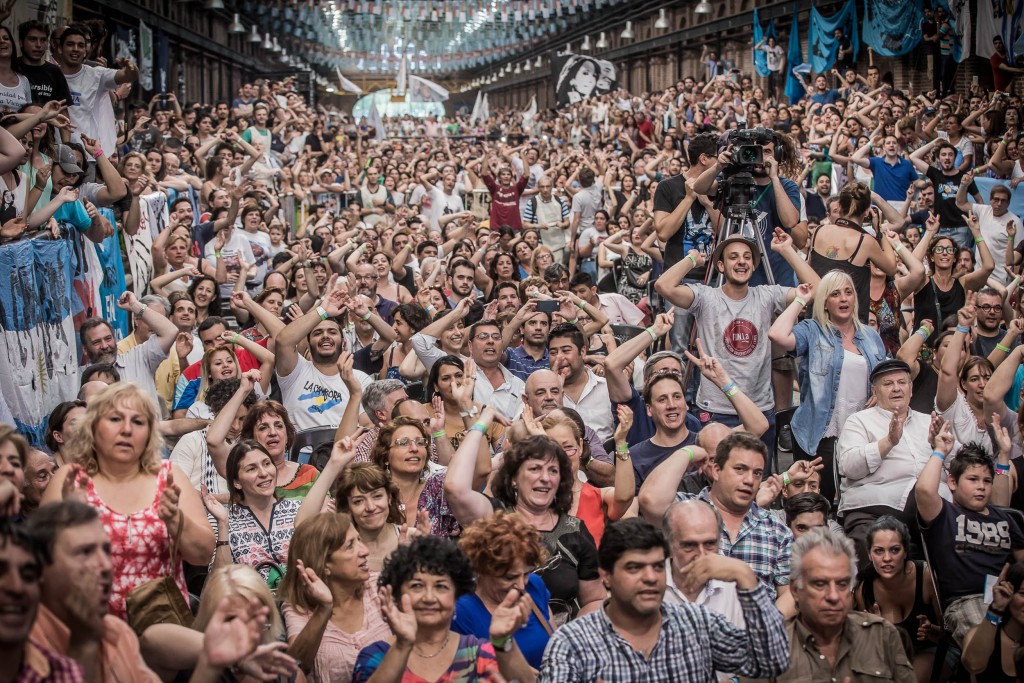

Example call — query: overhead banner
[0,239,80,447]
[808,0,860,73]
[975,0,1024,62]
[552,52,617,108]
[139,21,153,91]
[408,74,449,102]
[862,0,924,57]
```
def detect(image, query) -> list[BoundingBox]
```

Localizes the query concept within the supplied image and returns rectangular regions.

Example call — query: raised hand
[239,369,261,395]
[993,413,1013,456]
[929,412,954,456]
[203,596,269,669]
[683,338,731,389]
[157,471,182,525]
[769,227,792,252]
[201,484,228,525]
[337,351,359,391]
[451,358,477,410]
[991,563,1013,613]
[787,457,824,484]
[887,410,907,447]
[378,585,417,646]
[957,290,977,328]
[756,474,784,507]
[521,402,546,436]
[295,559,333,608]
[794,281,815,303]
[613,405,634,444]
[489,587,531,642]
[327,435,358,470]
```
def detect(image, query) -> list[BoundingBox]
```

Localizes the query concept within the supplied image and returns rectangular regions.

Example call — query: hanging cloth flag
[395,52,408,97]
[808,0,859,73]
[408,74,449,102]
[367,99,387,139]
[470,91,483,124]
[785,2,806,103]
[480,93,490,124]
[336,66,363,94]
[522,95,537,127]
[753,9,778,77]
[862,0,923,57]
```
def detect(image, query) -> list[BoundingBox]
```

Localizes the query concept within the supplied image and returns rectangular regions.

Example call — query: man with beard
[773,528,913,681]
[493,282,521,318]
[79,292,178,404]
[447,259,478,307]
[276,287,372,431]
[0,521,84,680]
[910,139,981,248]
[500,300,551,381]
[970,287,1021,358]
[656,233,819,449]
[352,261,398,324]
[831,134,917,204]
[20,450,56,517]
[521,369,613,487]
[27,502,161,682]
[547,323,613,442]
[539,519,788,682]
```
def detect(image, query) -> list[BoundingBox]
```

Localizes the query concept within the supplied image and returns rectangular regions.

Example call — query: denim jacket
[791,319,886,454]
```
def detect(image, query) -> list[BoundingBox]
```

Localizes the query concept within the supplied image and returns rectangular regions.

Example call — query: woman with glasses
[445,406,604,625]
[910,210,993,332]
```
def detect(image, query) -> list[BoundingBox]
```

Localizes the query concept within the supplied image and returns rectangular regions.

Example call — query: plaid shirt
[538,584,789,682]
[677,488,793,601]
[19,642,84,683]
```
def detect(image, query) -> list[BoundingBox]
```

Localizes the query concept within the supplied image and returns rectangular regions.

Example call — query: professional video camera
[717,126,779,175]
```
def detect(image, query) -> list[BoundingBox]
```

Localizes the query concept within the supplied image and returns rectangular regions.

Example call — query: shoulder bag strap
[529,597,554,636]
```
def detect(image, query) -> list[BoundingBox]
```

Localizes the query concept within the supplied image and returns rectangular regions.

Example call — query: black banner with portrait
[551,52,617,109]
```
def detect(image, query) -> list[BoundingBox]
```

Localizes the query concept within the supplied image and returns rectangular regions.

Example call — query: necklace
[413,631,451,658]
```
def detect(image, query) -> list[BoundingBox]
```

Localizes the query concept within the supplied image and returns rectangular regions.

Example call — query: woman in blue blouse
[769,269,887,503]
[453,511,553,669]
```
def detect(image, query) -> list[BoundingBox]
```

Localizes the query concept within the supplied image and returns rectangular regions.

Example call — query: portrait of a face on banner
[552,53,618,108]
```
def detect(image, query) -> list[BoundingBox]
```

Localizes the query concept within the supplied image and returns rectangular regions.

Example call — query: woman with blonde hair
[180,337,273,419]
[530,246,555,278]
[769,269,887,502]
[280,512,390,683]
[140,564,302,681]
[43,383,214,619]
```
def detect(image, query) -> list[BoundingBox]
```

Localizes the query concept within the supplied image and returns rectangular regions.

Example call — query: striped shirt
[538,585,789,682]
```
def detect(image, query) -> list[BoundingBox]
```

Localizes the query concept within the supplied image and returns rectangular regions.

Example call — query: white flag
[335,66,363,94]
[522,95,537,126]
[480,93,490,123]
[470,91,483,124]
[368,100,387,140]
[408,74,449,102]
[396,53,408,96]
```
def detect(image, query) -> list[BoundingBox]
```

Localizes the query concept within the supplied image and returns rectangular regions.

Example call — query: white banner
[139,21,153,91]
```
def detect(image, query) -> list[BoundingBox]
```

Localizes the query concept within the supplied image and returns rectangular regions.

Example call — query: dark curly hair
[206,378,259,415]
[491,435,574,515]
[378,535,475,599]
[394,302,430,334]
[241,400,296,452]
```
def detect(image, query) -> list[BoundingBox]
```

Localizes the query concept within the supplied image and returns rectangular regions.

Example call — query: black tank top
[1012,457,1024,516]
[861,560,932,648]
[955,625,1016,682]
[911,362,939,415]
[808,221,873,324]
[913,277,966,331]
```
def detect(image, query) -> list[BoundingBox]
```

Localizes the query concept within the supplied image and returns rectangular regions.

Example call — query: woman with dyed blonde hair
[43,383,214,619]
[769,269,887,502]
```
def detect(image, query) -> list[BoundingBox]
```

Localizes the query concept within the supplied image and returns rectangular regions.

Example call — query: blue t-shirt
[613,388,702,447]
[810,89,840,105]
[630,431,700,495]
[868,157,919,202]
[452,574,552,668]
[750,177,801,287]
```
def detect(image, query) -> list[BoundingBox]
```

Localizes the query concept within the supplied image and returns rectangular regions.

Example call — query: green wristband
[997,343,1012,353]
[645,327,658,342]
[687,253,698,267]
[432,430,447,439]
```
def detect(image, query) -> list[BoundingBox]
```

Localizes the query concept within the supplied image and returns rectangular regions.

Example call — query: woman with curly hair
[42,383,214,619]
[352,536,536,683]
[454,512,553,668]
[444,406,604,625]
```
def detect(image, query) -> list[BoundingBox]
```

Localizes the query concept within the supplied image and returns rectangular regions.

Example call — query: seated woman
[280,512,391,683]
[854,516,941,682]
[352,536,535,683]
[140,564,303,682]
[961,561,1024,682]
[201,440,302,588]
[175,334,274,419]
[454,512,553,669]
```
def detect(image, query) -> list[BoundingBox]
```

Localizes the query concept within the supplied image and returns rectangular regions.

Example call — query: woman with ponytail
[807,181,901,323]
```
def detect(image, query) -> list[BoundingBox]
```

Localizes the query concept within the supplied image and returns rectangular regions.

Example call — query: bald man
[78,380,112,403]
[523,370,613,486]
[662,499,748,628]
[678,423,732,495]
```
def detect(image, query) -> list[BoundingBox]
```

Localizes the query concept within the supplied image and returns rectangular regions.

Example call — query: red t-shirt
[992,52,1014,92]
[482,173,529,230]
[637,119,655,149]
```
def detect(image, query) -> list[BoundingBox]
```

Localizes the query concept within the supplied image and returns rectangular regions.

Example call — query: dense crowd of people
[5,8,1024,683]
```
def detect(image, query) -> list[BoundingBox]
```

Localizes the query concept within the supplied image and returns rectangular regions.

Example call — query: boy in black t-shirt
[917,418,1024,645]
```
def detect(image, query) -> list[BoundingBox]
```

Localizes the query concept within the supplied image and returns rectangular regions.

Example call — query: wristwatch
[490,635,514,653]
[459,405,479,418]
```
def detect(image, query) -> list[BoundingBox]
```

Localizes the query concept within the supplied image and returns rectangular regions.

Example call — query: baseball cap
[54,145,85,174]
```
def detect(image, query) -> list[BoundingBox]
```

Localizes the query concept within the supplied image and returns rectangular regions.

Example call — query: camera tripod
[708,171,776,288]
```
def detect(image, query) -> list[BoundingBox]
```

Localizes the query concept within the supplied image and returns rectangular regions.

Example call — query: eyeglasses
[354,275,377,282]
[474,333,502,341]
[562,445,579,457]
[931,246,957,255]
[978,304,1002,312]
[391,437,428,449]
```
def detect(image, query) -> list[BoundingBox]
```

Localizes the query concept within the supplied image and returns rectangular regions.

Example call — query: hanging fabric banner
[408,74,449,102]
[367,100,387,139]
[975,0,1024,62]
[154,30,169,93]
[113,24,136,63]
[138,21,153,91]
[862,0,924,57]
[752,9,778,77]
[0,238,80,446]
[786,3,806,103]
[551,52,617,108]
[808,0,860,73]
